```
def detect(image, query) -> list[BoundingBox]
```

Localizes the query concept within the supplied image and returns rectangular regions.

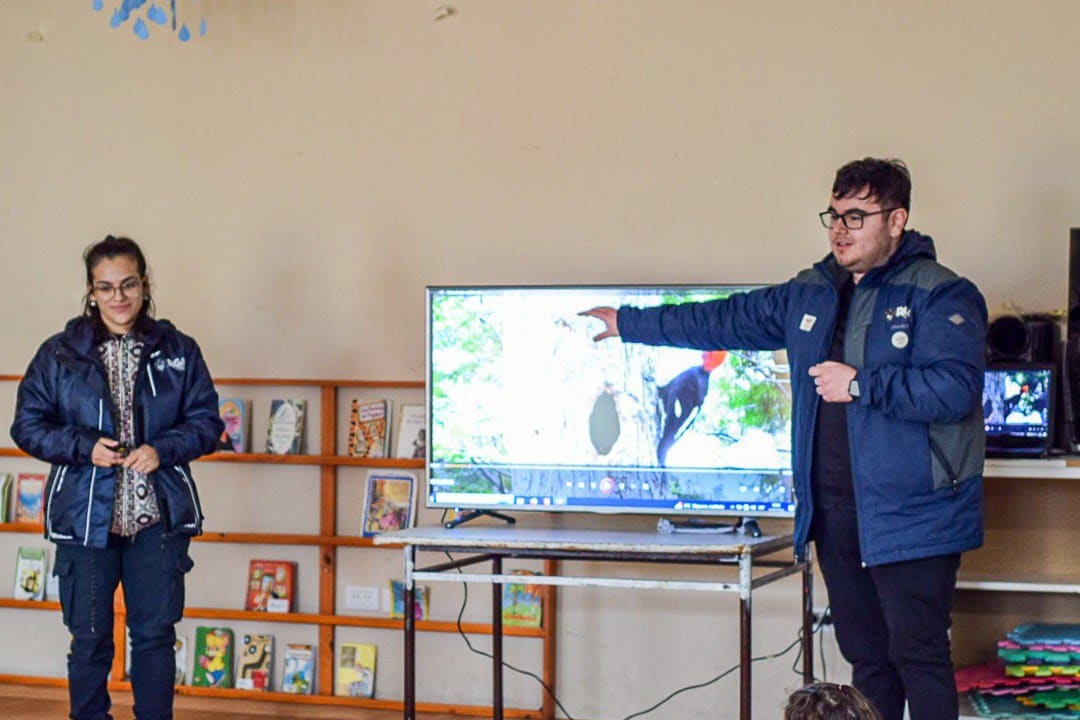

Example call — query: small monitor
[983,363,1055,458]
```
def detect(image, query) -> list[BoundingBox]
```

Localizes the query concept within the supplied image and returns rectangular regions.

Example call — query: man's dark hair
[832,157,911,211]
[784,682,883,720]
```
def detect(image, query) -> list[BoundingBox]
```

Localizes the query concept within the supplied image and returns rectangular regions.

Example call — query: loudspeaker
[986,313,1060,363]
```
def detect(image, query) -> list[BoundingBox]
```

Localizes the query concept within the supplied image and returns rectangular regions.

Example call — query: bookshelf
[0,375,557,719]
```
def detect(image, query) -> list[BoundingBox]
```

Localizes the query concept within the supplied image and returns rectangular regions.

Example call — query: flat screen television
[427,285,794,518]
[983,363,1055,458]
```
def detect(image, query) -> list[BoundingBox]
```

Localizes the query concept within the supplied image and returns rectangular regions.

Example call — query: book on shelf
[244,559,296,613]
[394,403,426,459]
[175,636,188,686]
[334,642,376,698]
[236,633,274,691]
[348,398,392,458]
[282,643,315,695]
[502,569,543,628]
[192,627,234,688]
[13,546,47,601]
[360,471,416,537]
[266,399,307,454]
[0,472,12,522]
[216,398,251,452]
[388,579,429,620]
[14,472,46,523]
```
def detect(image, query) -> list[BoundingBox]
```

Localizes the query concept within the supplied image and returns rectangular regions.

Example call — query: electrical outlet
[345,585,380,611]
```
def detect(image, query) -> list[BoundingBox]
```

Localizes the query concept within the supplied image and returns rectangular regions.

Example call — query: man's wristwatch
[848,377,861,399]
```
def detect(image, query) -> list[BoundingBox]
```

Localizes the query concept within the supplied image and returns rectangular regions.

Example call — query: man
[581,158,986,720]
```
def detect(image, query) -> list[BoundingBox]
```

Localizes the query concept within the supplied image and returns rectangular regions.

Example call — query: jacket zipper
[174,465,202,529]
[928,437,959,491]
[844,283,872,567]
[83,399,103,546]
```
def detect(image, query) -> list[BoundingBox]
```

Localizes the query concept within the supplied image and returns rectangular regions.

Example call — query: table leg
[493,555,504,720]
[802,554,814,685]
[739,552,751,720]
[404,546,416,720]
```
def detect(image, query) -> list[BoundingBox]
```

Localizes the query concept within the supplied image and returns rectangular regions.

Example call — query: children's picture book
[282,643,315,695]
[13,546,47,601]
[334,642,376,698]
[0,472,13,522]
[244,559,296,613]
[14,472,46,523]
[217,398,251,452]
[236,633,274,691]
[192,627,234,688]
[388,579,429,621]
[502,569,544,628]
[266,399,306,454]
[394,404,426,459]
[348,399,391,458]
[360,472,416,537]
[174,636,188,686]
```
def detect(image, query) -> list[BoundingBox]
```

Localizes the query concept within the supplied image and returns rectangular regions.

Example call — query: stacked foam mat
[955,624,1080,718]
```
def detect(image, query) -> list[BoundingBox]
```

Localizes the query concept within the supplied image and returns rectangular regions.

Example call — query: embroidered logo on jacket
[154,357,186,372]
[884,306,911,323]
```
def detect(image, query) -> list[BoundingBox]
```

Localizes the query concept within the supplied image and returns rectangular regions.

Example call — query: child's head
[784,683,882,720]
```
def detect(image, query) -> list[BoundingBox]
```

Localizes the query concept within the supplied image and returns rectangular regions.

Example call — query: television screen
[983,363,1054,457]
[427,285,794,517]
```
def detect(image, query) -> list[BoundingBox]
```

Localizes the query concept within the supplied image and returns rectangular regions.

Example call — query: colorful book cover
[502,570,543,628]
[348,399,391,458]
[13,546,47,601]
[236,634,274,691]
[0,473,13,522]
[334,642,376,698]
[174,636,188,686]
[217,398,251,453]
[282,643,315,695]
[360,472,416,536]
[394,404,426,459]
[14,472,46,523]
[388,580,429,620]
[244,560,296,613]
[266,399,306,454]
[192,627,234,688]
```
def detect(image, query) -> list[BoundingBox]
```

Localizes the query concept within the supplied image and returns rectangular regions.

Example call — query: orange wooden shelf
[0,522,44,533]
[0,599,60,611]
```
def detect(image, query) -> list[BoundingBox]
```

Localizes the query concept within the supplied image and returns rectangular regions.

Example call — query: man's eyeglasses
[91,277,143,300]
[819,207,898,230]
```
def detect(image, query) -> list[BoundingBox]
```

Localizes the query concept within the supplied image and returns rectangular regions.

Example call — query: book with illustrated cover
[282,643,315,695]
[14,472,46,523]
[502,570,543,628]
[0,473,12,522]
[360,472,416,536]
[236,634,274,691]
[266,399,306,454]
[244,560,296,613]
[348,399,391,458]
[334,642,376,697]
[192,627,234,688]
[388,579,429,620]
[216,398,251,452]
[13,546,47,601]
[174,636,188,685]
[394,404,426,459]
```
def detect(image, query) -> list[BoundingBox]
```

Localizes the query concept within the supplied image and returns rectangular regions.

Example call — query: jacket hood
[814,229,937,287]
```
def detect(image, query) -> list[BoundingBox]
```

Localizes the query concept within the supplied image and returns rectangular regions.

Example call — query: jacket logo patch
[885,305,912,322]
[799,314,817,332]
[891,331,910,349]
[949,314,965,326]
[154,357,186,372]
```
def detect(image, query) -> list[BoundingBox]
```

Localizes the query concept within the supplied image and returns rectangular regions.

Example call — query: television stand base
[444,508,518,529]
[656,516,763,537]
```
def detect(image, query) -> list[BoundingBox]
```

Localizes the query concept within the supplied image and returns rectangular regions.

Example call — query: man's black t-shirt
[811,275,857,511]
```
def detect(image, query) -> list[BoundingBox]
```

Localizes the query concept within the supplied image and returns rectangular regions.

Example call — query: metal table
[375,525,813,720]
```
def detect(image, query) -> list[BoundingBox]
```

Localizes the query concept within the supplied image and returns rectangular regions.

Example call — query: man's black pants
[813,508,961,720]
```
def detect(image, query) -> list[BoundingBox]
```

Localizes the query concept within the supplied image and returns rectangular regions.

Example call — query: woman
[11,235,223,720]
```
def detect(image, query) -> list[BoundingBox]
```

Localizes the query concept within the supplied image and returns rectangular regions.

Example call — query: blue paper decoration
[97,0,205,41]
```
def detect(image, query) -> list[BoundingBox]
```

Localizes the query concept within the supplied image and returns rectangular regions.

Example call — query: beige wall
[2,1,1078,717]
